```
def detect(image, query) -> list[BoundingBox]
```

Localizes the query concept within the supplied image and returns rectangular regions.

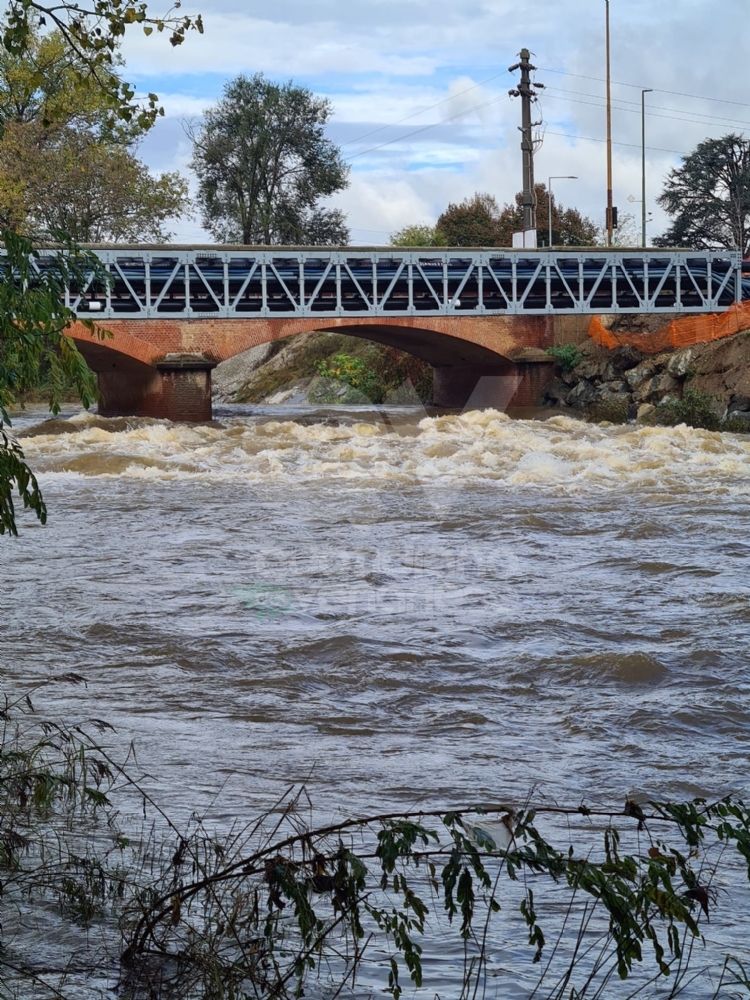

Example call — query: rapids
[6,404,750,813]
[3,403,750,997]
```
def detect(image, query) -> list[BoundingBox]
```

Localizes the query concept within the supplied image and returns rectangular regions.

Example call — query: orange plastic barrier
[588,299,750,354]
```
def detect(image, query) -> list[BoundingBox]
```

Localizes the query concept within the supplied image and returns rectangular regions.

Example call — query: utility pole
[605,0,614,245]
[509,49,544,241]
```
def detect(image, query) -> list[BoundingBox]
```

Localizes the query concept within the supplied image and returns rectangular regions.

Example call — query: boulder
[609,345,642,374]
[541,377,570,406]
[567,379,598,409]
[666,349,694,379]
[728,392,750,413]
[575,358,601,379]
[634,372,679,404]
[637,403,655,421]
[625,361,656,390]
[596,380,630,400]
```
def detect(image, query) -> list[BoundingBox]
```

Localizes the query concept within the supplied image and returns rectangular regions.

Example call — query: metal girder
[41,247,744,320]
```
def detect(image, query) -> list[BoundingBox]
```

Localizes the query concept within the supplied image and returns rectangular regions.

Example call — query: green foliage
[190,73,349,245]
[113,791,750,1000]
[723,415,750,433]
[434,185,598,247]
[3,689,750,1000]
[389,223,447,247]
[315,353,381,402]
[655,387,721,430]
[437,191,503,246]
[0,24,146,142]
[2,1,203,132]
[0,25,190,241]
[546,343,586,371]
[0,229,109,535]
[236,332,434,405]
[655,133,750,254]
[0,123,191,241]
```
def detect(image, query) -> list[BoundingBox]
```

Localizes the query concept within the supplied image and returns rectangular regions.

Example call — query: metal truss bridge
[54,246,748,321]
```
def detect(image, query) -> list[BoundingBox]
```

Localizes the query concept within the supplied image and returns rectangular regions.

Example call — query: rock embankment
[543,329,750,423]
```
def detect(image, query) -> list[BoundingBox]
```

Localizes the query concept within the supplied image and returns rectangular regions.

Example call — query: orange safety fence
[588,299,750,354]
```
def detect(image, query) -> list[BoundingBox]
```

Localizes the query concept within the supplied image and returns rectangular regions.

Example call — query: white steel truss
[35,247,744,320]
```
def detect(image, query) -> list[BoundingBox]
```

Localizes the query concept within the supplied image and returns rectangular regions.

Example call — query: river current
[4,403,750,995]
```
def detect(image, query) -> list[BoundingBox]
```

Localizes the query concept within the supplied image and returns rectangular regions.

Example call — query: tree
[432,187,597,247]
[0,25,145,142]
[389,223,447,247]
[0,232,108,534]
[0,2,201,536]
[0,120,189,241]
[655,134,750,254]
[2,1,202,132]
[191,74,350,246]
[497,183,599,247]
[595,210,640,247]
[437,192,503,246]
[0,27,190,242]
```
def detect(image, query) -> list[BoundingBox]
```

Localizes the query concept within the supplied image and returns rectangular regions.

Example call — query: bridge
[54,245,745,421]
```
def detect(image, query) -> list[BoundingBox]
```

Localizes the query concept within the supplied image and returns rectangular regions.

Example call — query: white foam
[18,410,750,494]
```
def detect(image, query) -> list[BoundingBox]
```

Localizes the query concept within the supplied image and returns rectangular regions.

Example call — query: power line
[340,71,506,148]
[545,128,686,156]
[542,89,750,132]
[543,85,750,130]
[344,92,509,161]
[539,66,750,112]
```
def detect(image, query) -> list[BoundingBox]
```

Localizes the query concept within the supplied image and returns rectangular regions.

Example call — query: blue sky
[119,0,750,244]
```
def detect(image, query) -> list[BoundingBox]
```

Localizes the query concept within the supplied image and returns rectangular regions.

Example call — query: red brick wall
[68,314,555,368]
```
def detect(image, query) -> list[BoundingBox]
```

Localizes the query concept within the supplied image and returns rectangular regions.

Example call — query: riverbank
[543,327,750,429]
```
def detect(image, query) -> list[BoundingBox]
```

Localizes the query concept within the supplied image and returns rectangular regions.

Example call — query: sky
[120,0,750,245]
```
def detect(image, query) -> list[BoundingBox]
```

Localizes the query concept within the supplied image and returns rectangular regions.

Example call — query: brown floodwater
[3,403,750,996]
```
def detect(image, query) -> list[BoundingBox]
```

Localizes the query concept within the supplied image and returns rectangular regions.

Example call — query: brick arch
[66,314,558,419]
[67,314,555,369]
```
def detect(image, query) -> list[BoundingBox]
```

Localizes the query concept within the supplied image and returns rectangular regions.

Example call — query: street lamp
[548,176,578,247]
[641,88,653,247]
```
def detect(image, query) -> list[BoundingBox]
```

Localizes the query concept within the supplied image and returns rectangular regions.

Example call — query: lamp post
[548,176,578,247]
[641,88,653,247]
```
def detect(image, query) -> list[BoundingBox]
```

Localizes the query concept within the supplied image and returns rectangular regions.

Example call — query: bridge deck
[39,246,747,320]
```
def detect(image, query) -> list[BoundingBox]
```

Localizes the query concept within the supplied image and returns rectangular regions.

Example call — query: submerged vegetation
[2,680,750,999]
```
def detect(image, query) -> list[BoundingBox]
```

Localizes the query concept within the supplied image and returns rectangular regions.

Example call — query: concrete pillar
[432,366,509,408]
[98,354,216,422]
[509,360,557,407]
[432,358,556,410]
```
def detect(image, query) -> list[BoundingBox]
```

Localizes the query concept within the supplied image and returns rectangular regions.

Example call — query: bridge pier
[432,354,556,409]
[97,354,216,422]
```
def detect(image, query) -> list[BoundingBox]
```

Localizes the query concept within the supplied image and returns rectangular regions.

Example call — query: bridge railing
[32,247,745,320]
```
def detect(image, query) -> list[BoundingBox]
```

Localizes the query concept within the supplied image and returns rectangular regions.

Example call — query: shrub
[546,344,586,372]
[655,387,720,430]
[316,353,381,401]
[586,396,630,425]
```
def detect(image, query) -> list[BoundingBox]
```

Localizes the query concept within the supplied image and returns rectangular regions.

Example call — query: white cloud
[120,0,750,245]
